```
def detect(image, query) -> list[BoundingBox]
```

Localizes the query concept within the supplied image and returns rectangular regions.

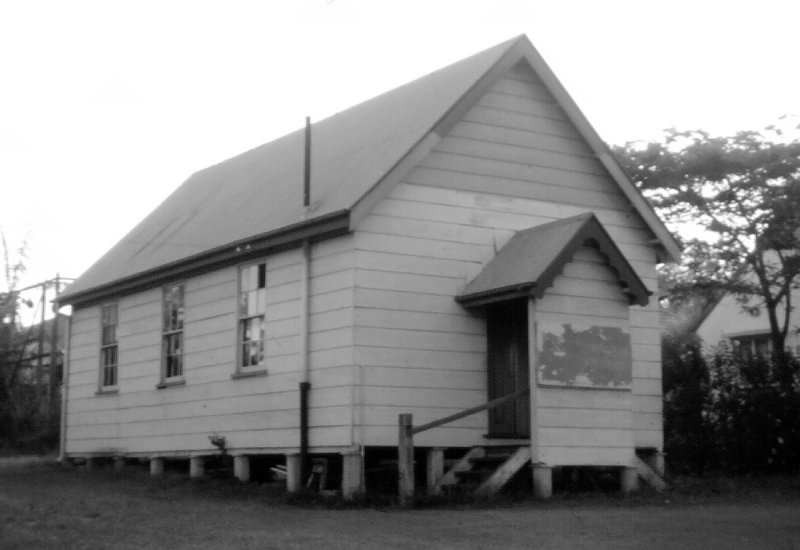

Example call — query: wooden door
[486,300,530,438]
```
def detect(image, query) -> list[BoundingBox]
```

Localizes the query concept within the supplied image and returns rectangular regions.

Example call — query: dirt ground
[1,461,799,550]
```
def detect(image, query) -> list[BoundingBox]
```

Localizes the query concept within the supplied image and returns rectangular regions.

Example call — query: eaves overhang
[456,213,652,309]
[58,210,351,308]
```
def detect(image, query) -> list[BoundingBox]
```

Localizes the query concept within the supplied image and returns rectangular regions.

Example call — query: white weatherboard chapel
[58,35,679,497]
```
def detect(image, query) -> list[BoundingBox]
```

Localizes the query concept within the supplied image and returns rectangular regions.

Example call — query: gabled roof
[60,35,680,306]
[456,214,651,308]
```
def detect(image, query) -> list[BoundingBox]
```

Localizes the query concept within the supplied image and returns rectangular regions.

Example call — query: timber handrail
[398,386,530,505]
[412,387,530,434]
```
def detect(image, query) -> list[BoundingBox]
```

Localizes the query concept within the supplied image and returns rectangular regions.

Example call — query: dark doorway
[486,300,530,438]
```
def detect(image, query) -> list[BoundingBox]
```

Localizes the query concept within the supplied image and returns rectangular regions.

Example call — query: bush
[664,337,800,475]
[662,334,713,474]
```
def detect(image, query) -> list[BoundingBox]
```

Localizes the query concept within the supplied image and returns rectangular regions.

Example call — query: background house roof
[60,35,678,305]
[457,213,651,308]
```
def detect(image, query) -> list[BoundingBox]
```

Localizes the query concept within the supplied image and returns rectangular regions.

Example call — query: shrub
[664,337,800,475]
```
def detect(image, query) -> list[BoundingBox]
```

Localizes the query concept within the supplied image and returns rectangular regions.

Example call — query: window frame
[234,261,268,378]
[97,302,119,393]
[158,283,186,387]
[731,333,771,361]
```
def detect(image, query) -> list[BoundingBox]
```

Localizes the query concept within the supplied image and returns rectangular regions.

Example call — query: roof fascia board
[528,222,595,301]
[60,210,350,307]
[722,329,772,339]
[457,214,651,308]
[529,222,651,307]
[595,151,682,262]
[514,40,681,263]
[691,289,727,333]
[350,132,442,230]
[351,37,526,230]
[430,37,529,139]
[456,285,533,308]
[578,218,652,306]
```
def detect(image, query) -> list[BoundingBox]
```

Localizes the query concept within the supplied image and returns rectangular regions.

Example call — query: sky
[1,0,798,319]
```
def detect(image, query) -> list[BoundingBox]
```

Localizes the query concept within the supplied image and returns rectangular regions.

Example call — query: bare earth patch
[0,462,798,549]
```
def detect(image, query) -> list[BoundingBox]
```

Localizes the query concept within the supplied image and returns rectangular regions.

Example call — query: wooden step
[635,456,667,492]
[434,445,532,496]
[475,446,532,496]
[469,455,513,466]
[432,447,485,492]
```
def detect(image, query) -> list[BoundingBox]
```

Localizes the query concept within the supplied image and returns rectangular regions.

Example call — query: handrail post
[398,413,415,506]
[397,387,530,501]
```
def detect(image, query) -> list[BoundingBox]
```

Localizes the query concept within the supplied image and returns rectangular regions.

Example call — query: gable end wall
[352,65,662,450]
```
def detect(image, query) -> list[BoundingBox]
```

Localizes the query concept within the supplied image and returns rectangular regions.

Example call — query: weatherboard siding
[65,243,357,456]
[533,247,634,466]
[352,68,662,451]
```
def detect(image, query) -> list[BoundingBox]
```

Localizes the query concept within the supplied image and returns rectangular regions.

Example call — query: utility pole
[49,274,61,434]
[36,280,46,394]
[10,275,74,436]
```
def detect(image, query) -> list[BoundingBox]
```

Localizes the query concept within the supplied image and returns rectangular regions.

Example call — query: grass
[78,460,800,510]
[2,462,800,549]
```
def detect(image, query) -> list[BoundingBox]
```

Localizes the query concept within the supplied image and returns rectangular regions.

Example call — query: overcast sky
[2,0,798,314]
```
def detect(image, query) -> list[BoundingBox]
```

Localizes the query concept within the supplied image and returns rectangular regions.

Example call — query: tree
[0,230,27,444]
[616,123,800,384]
[0,231,46,448]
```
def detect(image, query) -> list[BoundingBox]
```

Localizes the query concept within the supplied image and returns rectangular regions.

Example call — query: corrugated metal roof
[456,213,651,307]
[60,34,679,305]
[60,36,522,304]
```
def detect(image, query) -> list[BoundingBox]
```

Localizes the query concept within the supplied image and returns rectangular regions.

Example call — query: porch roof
[456,213,651,308]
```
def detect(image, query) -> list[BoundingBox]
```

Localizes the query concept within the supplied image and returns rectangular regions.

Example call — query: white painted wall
[352,64,663,451]
[533,247,635,466]
[64,239,356,456]
[64,62,664,459]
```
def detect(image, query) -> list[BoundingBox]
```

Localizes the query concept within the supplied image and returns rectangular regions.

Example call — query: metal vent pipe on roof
[303,116,311,207]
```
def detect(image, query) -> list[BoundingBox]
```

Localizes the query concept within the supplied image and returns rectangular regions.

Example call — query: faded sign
[537,322,632,388]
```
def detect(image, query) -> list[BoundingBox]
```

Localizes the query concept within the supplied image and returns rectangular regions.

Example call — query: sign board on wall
[536,322,632,389]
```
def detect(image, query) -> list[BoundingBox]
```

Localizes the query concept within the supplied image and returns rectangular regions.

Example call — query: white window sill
[231,369,268,380]
[156,378,186,389]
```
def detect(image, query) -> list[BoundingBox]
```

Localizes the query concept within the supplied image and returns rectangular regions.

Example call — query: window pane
[101,303,118,345]
[241,341,263,367]
[245,290,263,316]
[239,293,249,317]
[240,317,264,367]
[258,263,266,289]
[101,303,117,326]
[100,303,118,387]
[102,325,116,346]
[102,346,117,387]
[103,346,117,367]
[104,362,117,387]
[256,288,266,313]
[167,354,181,378]
[242,317,254,342]
[240,265,256,292]
[238,264,266,369]
[246,265,256,291]
[164,333,183,377]
[240,265,266,317]
[164,299,170,329]
[164,285,184,331]
[240,263,266,292]
[239,290,253,317]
